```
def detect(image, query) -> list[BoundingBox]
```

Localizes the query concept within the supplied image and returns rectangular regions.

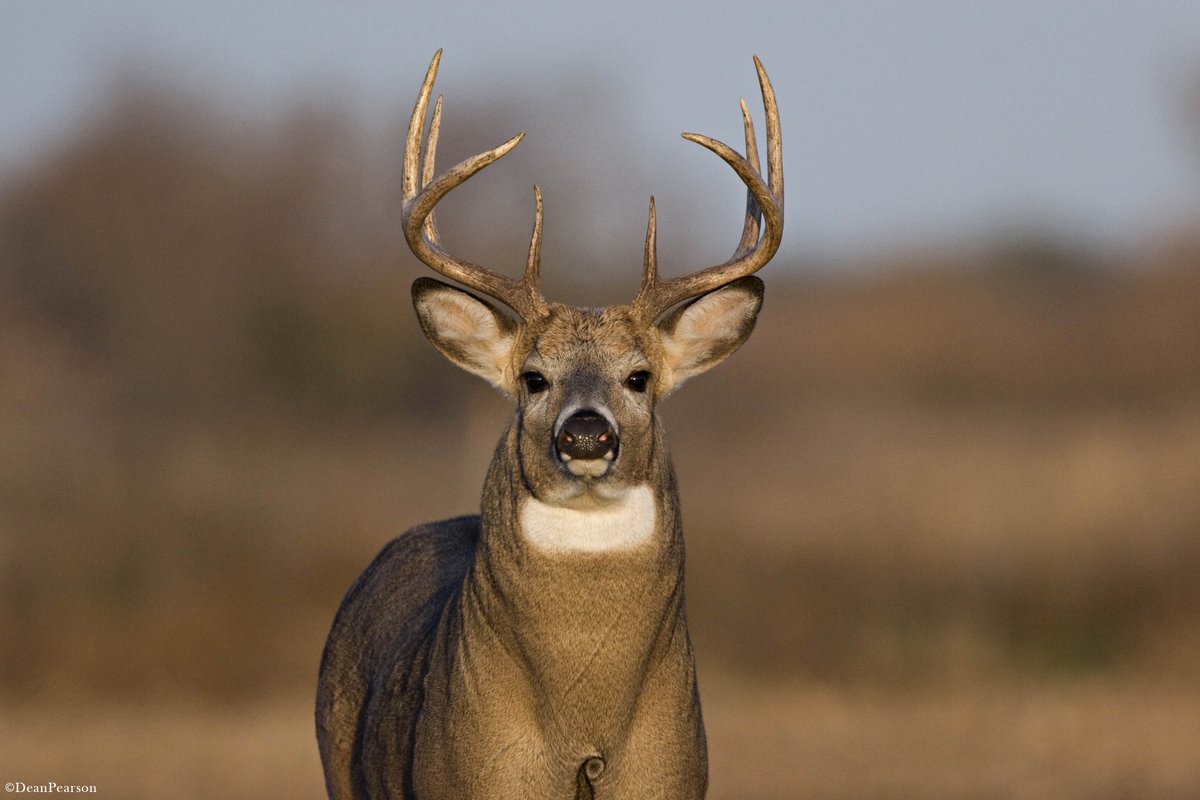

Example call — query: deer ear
[655,276,763,394]
[412,277,518,392]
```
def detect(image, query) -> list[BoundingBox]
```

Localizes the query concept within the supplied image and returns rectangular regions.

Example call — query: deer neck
[458,419,688,733]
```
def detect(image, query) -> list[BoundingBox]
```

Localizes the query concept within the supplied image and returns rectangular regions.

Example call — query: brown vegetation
[1,84,1199,798]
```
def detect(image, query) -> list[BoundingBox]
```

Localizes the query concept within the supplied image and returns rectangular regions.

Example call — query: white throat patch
[519,486,657,553]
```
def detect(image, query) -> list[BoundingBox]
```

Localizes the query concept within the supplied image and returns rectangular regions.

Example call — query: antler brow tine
[401,49,549,320]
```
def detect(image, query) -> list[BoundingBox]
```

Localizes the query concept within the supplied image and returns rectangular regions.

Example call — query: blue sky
[4,1,1199,269]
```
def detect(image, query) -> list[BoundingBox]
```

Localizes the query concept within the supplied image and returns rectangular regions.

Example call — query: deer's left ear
[654,276,763,394]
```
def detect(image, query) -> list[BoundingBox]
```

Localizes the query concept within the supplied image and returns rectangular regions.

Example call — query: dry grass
[704,676,1200,800]
[3,677,1198,799]
[0,699,323,799]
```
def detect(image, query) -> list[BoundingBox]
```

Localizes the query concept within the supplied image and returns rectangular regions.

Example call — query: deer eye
[625,370,651,393]
[521,371,549,394]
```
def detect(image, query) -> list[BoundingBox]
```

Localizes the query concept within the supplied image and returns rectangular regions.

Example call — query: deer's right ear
[412,277,518,392]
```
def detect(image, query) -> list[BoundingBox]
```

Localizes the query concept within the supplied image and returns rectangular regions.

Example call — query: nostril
[556,412,619,462]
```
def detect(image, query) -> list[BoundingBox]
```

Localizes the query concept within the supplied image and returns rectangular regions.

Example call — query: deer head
[404,50,783,510]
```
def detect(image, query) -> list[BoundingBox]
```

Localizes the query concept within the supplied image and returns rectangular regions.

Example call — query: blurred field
[4,677,1200,800]
[2,85,1200,797]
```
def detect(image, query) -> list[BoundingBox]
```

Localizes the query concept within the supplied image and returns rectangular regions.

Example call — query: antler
[632,56,784,324]
[402,50,550,320]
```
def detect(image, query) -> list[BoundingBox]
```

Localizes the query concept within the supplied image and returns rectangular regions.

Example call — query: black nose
[556,411,619,461]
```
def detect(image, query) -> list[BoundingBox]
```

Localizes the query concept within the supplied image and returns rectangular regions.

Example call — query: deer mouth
[561,451,617,479]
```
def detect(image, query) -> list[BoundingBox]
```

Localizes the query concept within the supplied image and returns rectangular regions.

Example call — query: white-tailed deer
[316,50,783,799]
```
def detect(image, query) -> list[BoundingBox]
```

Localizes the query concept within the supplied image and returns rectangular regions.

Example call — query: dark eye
[625,370,651,393]
[521,371,549,394]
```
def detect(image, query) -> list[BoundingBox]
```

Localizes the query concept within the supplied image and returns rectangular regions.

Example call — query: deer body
[317,51,782,799]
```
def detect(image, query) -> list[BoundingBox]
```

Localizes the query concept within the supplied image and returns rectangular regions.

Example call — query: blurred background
[2,2,1200,798]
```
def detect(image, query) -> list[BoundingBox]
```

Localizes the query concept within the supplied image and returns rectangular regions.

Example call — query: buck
[316,49,783,799]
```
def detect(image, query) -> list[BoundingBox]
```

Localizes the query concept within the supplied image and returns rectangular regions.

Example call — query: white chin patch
[520,485,656,553]
[563,458,612,478]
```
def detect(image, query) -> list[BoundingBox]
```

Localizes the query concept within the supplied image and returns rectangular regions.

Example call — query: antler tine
[524,186,545,287]
[733,98,762,259]
[401,49,550,320]
[420,95,443,245]
[642,196,658,288]
[633,56,784,324]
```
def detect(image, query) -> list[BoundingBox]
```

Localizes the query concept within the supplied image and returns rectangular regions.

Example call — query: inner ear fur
[655,276,764,392]
[412,277,518,391]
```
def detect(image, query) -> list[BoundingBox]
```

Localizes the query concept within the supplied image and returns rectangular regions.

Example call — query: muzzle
[555,410,619,463]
